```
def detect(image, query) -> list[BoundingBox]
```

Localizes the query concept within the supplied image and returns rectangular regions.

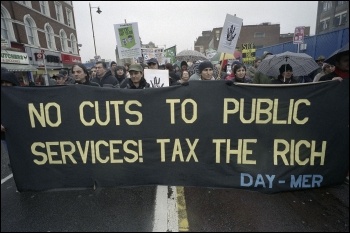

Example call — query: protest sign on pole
[293,26,305,44]
[114,22,142,59]
[217,14,243,54]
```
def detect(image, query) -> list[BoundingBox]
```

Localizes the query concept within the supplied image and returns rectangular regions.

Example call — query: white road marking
[1,173,13,184]
[152,185,179,232]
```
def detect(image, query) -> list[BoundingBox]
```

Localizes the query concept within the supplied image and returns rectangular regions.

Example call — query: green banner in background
[164,45,177,64]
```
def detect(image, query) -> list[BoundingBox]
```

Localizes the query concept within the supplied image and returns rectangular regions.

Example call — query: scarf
[334,67,349,79]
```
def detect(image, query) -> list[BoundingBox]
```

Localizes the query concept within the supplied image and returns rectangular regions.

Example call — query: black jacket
[92,70,119,87]
[124,78,150,89]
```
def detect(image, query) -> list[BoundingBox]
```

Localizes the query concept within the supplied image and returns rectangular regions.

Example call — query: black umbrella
[325,42,349,65]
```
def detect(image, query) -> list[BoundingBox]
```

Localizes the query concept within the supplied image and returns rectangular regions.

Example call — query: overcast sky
[73,1,318,63]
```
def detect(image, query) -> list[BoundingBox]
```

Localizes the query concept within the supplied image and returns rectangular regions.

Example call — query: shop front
[1,49,37,86]
[25,47,62,85]
[61,53,82,70]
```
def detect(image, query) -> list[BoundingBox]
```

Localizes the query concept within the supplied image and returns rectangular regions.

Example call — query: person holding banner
[124,64,150,89]
[92,61,119,87]
[198,61,215,80]
[1,70,20,163]
[271,64,298,84]
[71,64,100,86]
[231,64,252,83]
[174,70,190,85]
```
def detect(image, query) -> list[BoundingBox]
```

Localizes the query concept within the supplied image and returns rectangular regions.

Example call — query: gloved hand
[225,80,233,86]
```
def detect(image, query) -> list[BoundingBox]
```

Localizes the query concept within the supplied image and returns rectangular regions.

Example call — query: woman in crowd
[175,70,190,85]
[232,64,252,83]
[115,65,127,87]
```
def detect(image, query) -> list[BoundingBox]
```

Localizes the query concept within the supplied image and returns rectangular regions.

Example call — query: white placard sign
[217,14,243,54]
[144,69,169,88]
[114,22,142,59]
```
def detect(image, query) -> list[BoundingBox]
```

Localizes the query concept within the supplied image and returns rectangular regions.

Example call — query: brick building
[1,1,81,85]
[194,22,311,65]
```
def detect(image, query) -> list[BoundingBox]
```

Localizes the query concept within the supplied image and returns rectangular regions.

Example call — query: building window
[24,17,35,45]
[70,34,77,54]
[215,30,220,41]
[337,1,344,6]
[55,2,63,23]
[323,1,332,11]
[39,1,50,17]
[254,32,265,38]
[16,1,32,7]
[45,24,56,50]
[1,6,16,43]
[66,8,74,28]
[320,18,330,31]
[1,13,9,41]
[60,29,68,52]
[334,12,348,26]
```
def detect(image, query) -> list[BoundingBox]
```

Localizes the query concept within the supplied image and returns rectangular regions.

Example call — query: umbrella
[257,51,319,77]
[325,42,349,65]
[176,50,208,63]
[188,60,219,78]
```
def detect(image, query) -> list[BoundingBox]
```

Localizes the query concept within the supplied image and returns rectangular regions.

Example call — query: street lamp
[89,2,102,59]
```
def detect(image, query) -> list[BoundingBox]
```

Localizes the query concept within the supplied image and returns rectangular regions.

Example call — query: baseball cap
[55,74,65,79]
[316,55,325,61]
[59,70,68,75]
[147,58,158,65]
[129,64,143,72]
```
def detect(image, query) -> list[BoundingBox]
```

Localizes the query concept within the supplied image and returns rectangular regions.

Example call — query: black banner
[1,80,349,193]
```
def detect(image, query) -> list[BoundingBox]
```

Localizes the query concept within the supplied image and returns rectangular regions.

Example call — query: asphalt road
[2,141,349,232]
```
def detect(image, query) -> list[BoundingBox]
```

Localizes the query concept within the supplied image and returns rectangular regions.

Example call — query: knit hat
[198,61,213,73]
[279,64,293,74]
[59,69,68,76]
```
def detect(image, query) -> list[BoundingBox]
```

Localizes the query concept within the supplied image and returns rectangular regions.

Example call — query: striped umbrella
[257,51,319,77]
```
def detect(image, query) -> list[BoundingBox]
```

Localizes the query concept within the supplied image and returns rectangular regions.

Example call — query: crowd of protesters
[3,45,347,89]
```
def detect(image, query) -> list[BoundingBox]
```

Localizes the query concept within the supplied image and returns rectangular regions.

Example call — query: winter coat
[124,78,150,89]
[91,70,119,87]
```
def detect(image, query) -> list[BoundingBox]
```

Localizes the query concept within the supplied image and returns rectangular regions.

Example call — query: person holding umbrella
[319,44,349,81]
[271,64,298,84]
